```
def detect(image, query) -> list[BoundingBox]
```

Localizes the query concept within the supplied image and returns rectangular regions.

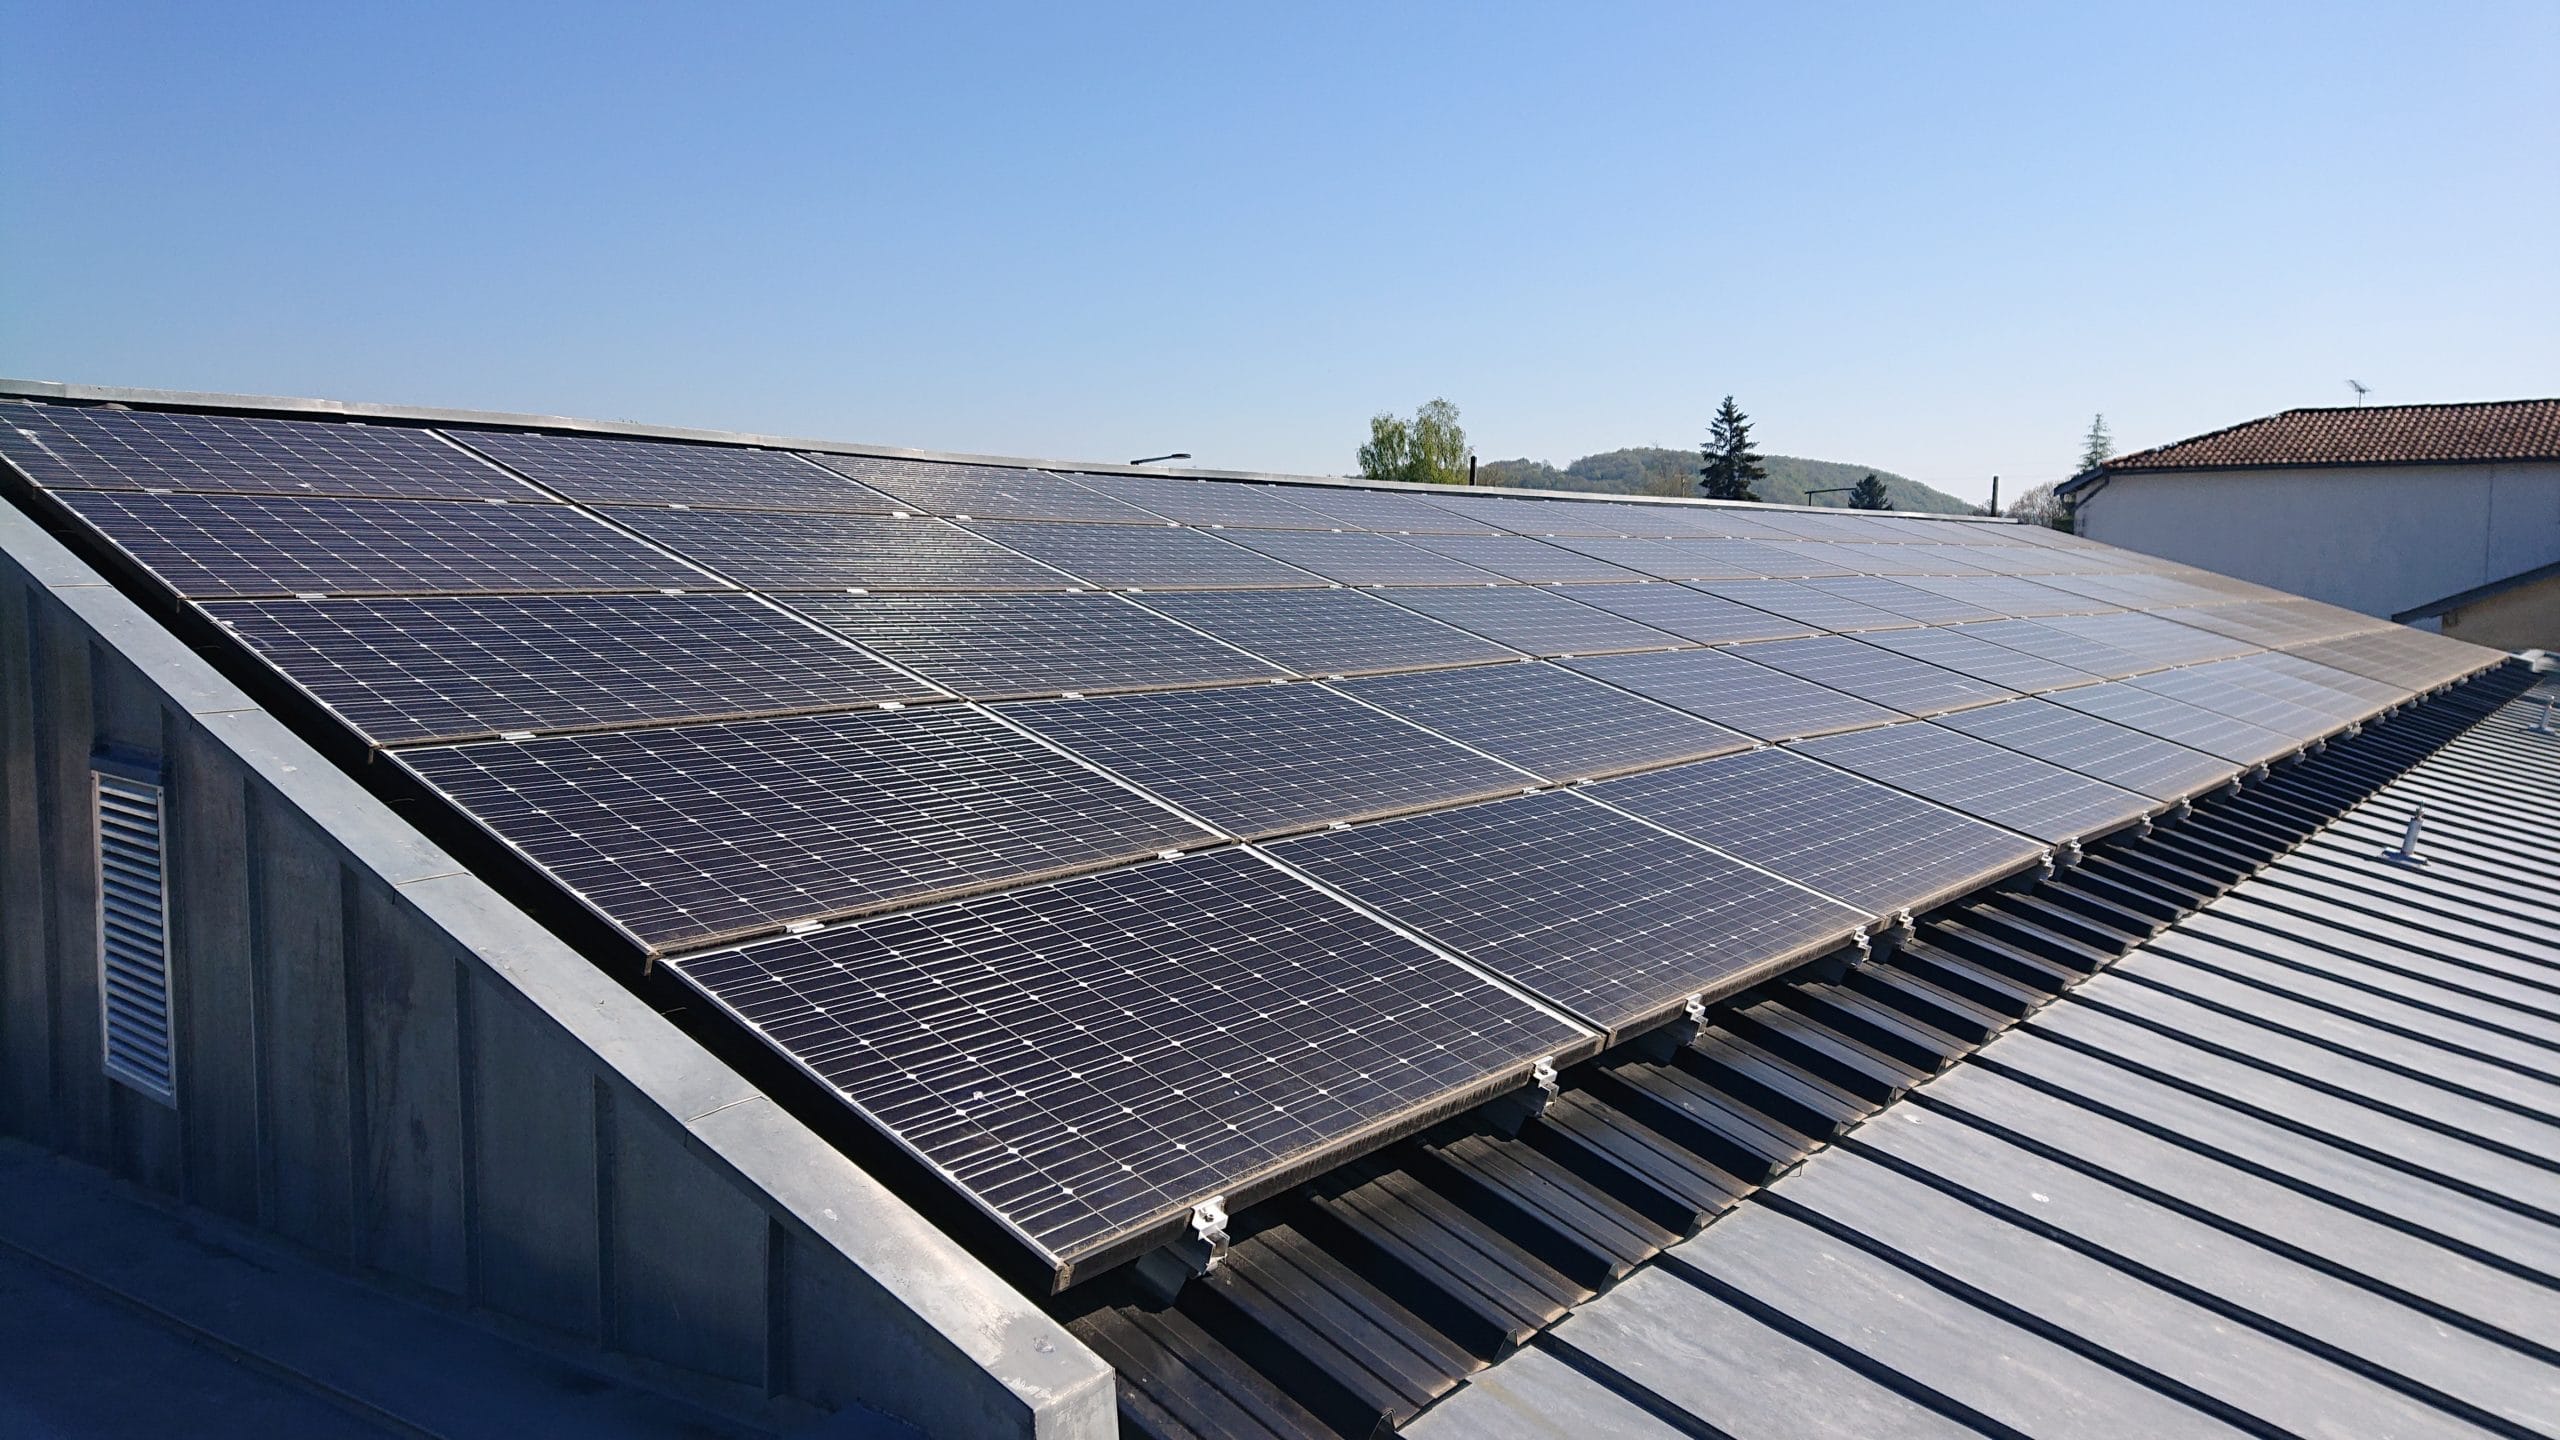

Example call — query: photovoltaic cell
[2177,653,2374,724]
[1381,585,1687,657]
[791,592,1287,700]
[668,848,1584,1268]
[1265,486,1500,534]
[1538,537,1727,579]
[1002,683,1531,839]
[809,455,1164,524]
[605,507,1072,592]
[1589,747,2046,915]
[2247,650,2408,712]
[1790,721,2154,843]
[1556,584,1817,644]
[395,707,1214,953]
[1721,634,2016,717]
[207,593,934,744]
[457,429,899,513]
[1931,697,2236,801]
[2038,611,2259,668]
[1807,575,2006,625]
[1274,790,1865,1034]
[1417,493,1641,537]
[962,519,1325,590]
[1339,662,1751,782]
[1222,528,1506,586]
[1958,617,2157,678]
[0,399,526,501]
[1719,543,1853,579]
[1064,472,1341,530]
[1897,575,2113,618]
[1855,625,2105,694]
[1568,647,1904,741]
[2286,629,2499,691]
[2048,682,2300,766]
[1129,588,1522,677]
[2126,663,2341,740]
[53,490,702,598]
[2167,599,2379,648]
[1393,533,1650,585]
[1693,579,1922,633]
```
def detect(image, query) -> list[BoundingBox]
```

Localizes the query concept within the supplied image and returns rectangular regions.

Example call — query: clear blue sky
[6,3,2555,503]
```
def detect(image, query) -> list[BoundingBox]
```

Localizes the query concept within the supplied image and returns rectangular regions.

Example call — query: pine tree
[2077,414,2113,474]
[1698,396,1767,502]
[1847,473,1890,510]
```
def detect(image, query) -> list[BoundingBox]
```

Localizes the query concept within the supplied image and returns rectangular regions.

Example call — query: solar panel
[1221,528,1506,586]
[1723,634,2016,716]
[1930,697,2237,801]
[2039,611,2259,668]
[2126,663,2343,740]
[0,400,527,502]
[53,490,703,598]
[1790,721,2154,844]
[1063,472,1341,530]
[1129,588,1523,677]
[2247,650,2409,712]
[1854,625,2104,694]
[207,593,934,745]
[1338,661,1752,782]
[1380,585,1687,657]
[1869,543,1994,577]
[1391,533,1649,584]
[1692,579,1922,633]
[1002,683,1531,839]
[456,429,899,513]
[668,847,1585,1270]
[1555,583,1817,644]
[2287,628,2495,692]
[605,507,1073,592]
[2047,682,2301,766]
[1640,507,1803,540]
[1260,486,1500,534]
[961,519,1325,590]
[807,455,1164,524]
[1807,575,2006,624]
[1721,543,1854,579]
[1416,492,1640,537]
[1744,510,1877,541]
[1565,648,1905,741]
[1272,790,1865,1035]
[1588,746,2047,915]
[394,707,1214,953]
[2165,599,2379,648]
[1957,617,2156,678]
[2175,653,2374,724]
[791,592,1287,700]
[1541,537,1726,580]
[1897,575,2112,618]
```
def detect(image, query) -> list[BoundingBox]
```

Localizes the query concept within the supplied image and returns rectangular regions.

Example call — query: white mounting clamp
[2058,839,2084,868]
[1484,1056,1561,1134]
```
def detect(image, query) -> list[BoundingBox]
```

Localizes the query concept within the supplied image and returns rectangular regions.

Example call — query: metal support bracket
[2380,805,2430,867]
[1482,1056,1561,1136]
[1632,996,1708,1063]
[1131,1196,1231,1304]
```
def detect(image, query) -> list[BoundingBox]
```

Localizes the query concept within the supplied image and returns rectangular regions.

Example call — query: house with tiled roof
[2059,399,2560,650]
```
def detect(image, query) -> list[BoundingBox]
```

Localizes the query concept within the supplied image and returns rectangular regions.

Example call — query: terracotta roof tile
[2103,398,2560,472]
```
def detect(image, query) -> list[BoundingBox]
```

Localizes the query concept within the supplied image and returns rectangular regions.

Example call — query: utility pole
[1987,476,2000,517]
[1467,455,1478,487]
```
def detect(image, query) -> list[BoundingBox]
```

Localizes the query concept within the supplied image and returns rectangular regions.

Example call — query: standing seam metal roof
[1409,684,2560,1440]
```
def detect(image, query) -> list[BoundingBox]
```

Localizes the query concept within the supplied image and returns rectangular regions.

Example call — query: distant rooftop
[2090,398,2560,477]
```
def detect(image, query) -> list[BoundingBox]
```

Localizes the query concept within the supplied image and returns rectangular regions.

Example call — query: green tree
[2077,413,2113,473]
[1698,396,1767,501]
[1847,472,1891,510]
[1357,398,1469,485]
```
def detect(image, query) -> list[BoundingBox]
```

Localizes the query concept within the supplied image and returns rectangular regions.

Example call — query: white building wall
[2073,461,2560,620]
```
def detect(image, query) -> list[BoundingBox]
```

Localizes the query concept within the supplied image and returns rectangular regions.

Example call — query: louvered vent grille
[94,770,175,1104]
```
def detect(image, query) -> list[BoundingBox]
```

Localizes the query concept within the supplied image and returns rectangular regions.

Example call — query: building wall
[2072,460,2560,629]
[0,506,1113,1440]
[2435,567,2560,652]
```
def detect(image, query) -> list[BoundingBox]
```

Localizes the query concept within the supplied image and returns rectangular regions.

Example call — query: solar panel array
[0,395,2511,1279]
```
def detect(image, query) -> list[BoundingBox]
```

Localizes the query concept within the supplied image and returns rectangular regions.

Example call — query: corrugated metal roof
[1409,684,2560,1440]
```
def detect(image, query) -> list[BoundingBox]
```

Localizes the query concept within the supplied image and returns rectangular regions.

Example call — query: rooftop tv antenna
[2347,380,2370,405]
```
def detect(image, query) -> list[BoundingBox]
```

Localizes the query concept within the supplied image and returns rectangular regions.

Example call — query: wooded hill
[1474,447,1973,514]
